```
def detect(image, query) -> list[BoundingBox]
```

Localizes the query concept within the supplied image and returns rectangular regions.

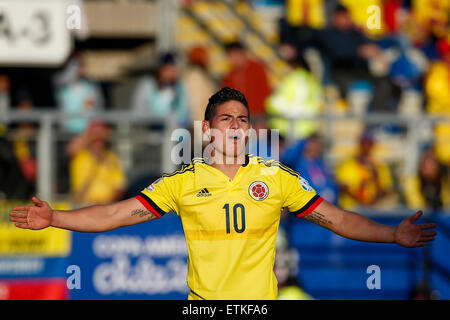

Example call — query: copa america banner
[68,212,190,300]
[0,0,72,66]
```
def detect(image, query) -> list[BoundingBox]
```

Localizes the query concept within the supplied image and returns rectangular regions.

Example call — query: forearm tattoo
[131,209,157,221]
[304,210,333,227]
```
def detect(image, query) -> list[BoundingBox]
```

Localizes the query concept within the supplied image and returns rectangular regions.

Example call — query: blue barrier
[287,214,450,300]
[68,212,189,300]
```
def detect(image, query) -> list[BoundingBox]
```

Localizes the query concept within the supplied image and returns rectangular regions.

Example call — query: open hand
[394,211,437,248]
[9,196,53,230]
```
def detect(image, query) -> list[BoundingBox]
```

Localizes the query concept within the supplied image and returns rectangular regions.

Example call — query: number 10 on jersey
[223,203,246,234]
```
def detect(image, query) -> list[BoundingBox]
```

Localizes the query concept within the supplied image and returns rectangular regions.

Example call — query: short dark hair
[333,4,349,14]
[204,87,250,122]
[224,41,245,52]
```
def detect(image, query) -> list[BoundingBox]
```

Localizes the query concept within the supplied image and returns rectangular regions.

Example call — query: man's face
[202,100,251,160]
[304,136,323,159]
[332,11,353,31]
[158,64,178,86]
[227,49,247,69]
[88,124,110,154]
[359,138,374,156]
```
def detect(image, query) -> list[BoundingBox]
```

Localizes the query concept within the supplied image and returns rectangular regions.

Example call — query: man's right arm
[10,197,158,232]
[52,197,159,232]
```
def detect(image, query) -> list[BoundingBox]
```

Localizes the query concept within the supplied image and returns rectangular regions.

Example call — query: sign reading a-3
[0,0,71,66]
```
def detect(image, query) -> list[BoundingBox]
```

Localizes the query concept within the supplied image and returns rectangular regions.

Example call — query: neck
[209,151,247,180]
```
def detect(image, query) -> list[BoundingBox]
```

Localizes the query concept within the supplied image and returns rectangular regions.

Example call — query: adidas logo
[196,188,212,197]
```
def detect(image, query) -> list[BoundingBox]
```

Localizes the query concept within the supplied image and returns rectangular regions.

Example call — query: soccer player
[9,87,437,300]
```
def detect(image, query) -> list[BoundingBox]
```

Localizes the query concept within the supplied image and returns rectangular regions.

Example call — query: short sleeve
[280,166,323,218]
[135,175,180,219]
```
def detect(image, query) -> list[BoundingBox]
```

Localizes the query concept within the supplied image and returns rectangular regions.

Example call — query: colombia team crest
[249,181,269,201]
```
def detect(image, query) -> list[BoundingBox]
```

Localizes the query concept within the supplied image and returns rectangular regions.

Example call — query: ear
[201,120,210,133]
[202,120,211,140]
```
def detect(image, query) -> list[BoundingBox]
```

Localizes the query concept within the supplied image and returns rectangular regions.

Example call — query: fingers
[9,206,30,229]
[410,210,423,222]
[31,196,44,207]
[10,217,28,224]
[9,210,30,228]
[419,236,436,242]
[417,229,437,244]
[12,206,29,212]
[9,209,29,226]
[14,223,31,230]
[420,223,437,230]
[421,230,437,237]
[9,211,28,218]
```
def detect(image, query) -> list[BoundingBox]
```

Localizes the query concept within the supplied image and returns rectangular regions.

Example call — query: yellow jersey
[135,154,322,300]
[70,148,126,204]
[335,158,392,209]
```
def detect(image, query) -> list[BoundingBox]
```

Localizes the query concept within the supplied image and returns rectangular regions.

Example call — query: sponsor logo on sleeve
[146,178,162,192]
[299,176,313,192]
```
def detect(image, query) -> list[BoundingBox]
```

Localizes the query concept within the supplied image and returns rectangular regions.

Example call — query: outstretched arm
[9,196,158,233]
[304,199,437,248]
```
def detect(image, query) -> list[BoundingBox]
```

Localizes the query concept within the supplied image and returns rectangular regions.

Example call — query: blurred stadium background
[0,0,449,300]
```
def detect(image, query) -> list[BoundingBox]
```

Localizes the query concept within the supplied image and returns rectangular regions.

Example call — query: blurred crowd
[275,0,450,212]
[0,0,449,212]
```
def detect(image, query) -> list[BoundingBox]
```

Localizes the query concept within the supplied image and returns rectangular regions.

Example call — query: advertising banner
[0,200,72,300]
[68,212,189,300]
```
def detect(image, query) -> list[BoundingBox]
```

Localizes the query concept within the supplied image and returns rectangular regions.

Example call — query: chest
[179,178,282,235]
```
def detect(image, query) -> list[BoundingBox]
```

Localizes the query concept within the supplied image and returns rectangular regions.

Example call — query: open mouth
[228,134,242,142]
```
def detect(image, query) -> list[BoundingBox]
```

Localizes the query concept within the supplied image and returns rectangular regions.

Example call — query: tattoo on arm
[304,210,333,227]
[131,209,157,221]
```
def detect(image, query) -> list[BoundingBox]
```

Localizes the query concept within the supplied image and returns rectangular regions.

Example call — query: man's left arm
[304,199,437,248]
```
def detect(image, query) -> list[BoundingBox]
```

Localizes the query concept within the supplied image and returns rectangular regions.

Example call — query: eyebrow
[217,113,249,119]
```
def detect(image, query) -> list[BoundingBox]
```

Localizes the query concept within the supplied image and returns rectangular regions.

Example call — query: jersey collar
[192,153,254,188]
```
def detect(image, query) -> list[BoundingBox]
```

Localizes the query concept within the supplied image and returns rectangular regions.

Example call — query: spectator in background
[66,121,126,205]
[404,148,450,211]
[265,43,323,140]
[0,124,33,199]
[279,0,326,56]
[425,37,450,115]
[183,46,218,125]
[282,133,339,205]
[335,130,394,210]
[0,74,11,119]
[132,52,190,128]
[222,41,272,121]
[387,42,427,94]
[53,54,105,134]
[12,89,38,188]
[378,8,429,117]
[425,38,450,166]
[412,0,449,40]
[312,4,394,113]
